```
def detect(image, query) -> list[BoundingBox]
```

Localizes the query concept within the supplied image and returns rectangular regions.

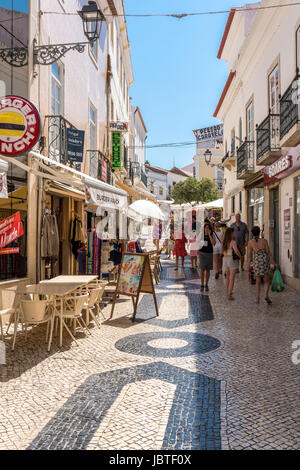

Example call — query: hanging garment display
[41,213,60,258]
[70,216,85,258]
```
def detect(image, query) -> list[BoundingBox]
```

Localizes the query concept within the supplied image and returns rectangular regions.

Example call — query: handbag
[232,249,239,261]
[271,268,284,292]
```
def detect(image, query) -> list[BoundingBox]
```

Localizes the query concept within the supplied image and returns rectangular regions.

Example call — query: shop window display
[0,159,27,280]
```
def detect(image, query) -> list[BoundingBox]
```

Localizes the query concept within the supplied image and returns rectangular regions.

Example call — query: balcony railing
[256,113,280,162]
[280,73,300,140]
[45,115,76,165]
[237,140,255,179]
[87,150,112,185]
[222,151,229,164]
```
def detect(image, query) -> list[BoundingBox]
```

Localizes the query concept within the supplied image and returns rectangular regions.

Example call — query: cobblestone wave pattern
[114,331,221,358]
[28,362,221,450]
[135,265,214,327]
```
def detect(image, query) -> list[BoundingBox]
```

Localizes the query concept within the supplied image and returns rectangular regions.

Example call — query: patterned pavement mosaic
[0,257,299,450]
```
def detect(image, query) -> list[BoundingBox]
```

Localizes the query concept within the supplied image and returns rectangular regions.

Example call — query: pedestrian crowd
[164,212,280,304]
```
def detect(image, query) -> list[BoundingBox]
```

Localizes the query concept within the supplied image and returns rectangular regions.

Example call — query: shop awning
[44,181,86,201]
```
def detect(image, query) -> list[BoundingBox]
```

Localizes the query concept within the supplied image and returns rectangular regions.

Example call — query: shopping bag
[271,268,284,292]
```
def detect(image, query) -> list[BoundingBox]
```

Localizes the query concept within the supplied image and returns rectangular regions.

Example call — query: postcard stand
[110,252,159,322]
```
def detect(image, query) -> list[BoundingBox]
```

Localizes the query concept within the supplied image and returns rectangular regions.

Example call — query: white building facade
[215,0,300,290]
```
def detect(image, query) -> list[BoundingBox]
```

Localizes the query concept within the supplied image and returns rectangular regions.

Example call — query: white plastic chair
[48,294,89,349]
[82,287,106,328]
[0,289,22,342]
[12,299,53,351]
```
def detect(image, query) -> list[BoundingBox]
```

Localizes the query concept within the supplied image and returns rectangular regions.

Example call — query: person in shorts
[231,213,249,271]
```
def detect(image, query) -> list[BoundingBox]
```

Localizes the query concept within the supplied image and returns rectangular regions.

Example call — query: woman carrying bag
[248,226,279,304]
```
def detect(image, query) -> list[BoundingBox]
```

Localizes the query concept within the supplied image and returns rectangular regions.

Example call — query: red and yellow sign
[0,247,20,255]
[0,212,24,249]
[0,95,41,156]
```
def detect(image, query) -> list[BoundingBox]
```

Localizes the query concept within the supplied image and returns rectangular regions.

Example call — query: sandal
[205,285,209,292]
[265,297,272,305]
[200,286,204,292]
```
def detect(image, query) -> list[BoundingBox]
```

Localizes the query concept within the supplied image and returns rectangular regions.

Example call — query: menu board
[110,253,159,321]
[118,254,145,296]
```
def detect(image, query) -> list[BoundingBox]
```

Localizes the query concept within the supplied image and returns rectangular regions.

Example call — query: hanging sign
[112,131,122,169]
[109,122,128,132]
[110,253,159,321]
[0,95,41,156]
[0,212,24,249]
[85,185,127,211]
[0,172,8,198]
[66,128,85,163]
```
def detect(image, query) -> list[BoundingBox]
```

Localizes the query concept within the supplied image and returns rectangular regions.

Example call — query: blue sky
[0,0,27,12]
[125,0,244,169]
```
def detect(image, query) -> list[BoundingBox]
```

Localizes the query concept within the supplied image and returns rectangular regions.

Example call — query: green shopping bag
[271,268,284,292]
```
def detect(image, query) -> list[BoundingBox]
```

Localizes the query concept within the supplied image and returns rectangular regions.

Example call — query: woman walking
[213,222,223,279]
[199,223,216,292]
[174,229,187,271]
[248,226,279,304]
[222,227,241,300]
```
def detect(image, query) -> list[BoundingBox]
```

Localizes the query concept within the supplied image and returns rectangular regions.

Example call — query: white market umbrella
[129,200,166,220]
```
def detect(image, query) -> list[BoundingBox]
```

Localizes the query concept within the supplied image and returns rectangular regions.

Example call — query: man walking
[231,213,249,271]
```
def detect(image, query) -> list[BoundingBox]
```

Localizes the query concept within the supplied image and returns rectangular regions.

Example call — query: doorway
[273,187,279,263]
[295,176,300,277]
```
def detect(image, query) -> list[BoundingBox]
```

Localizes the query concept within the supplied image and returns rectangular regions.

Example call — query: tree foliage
[171,177,220,205]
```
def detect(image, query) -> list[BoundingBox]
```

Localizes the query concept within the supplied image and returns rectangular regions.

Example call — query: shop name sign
[266,155,292,178]
[193,125,223,142]
[109,122,128,132]
[0,212,24,249]
[85,186,127,211]
[264,146,300,185]
[112,131,122,169]
[66,128,85,163]
[0,96,41,156]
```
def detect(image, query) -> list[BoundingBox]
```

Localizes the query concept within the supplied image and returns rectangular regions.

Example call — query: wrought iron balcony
[222,149,236,169]
[87,150,112,185]
[237,140,255,179]
[280,72,300,146]
[45,115,77,165]
[256,113,281,165]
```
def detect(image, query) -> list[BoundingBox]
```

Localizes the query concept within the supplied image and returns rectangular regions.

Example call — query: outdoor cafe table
[8,282,89,348]
[40,275,98,285]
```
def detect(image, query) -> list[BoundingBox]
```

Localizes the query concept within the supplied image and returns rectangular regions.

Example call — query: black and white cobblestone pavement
[0,258,299,450]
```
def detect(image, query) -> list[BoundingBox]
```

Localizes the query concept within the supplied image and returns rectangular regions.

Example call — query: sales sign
[0,95,41,156]
[112,131,122,169]
[109,122,128,132]
[66,128,85,163]
[0,212,24,249]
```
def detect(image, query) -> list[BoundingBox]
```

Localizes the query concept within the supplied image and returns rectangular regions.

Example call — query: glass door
[295,176,300,278]
[273,188,279,263]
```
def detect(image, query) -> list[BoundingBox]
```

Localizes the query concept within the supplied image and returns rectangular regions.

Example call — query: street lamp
[78,1,105,43]
[0,1,105,67]
[204,149,212,165]
[204,148,223,169]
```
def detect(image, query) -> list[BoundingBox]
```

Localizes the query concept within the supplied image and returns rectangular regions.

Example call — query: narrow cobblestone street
[0,257,299,450]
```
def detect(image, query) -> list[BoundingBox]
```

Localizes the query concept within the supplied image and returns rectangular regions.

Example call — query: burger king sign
[0,95,41,156]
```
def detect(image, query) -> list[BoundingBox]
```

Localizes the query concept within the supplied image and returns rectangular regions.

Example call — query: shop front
[0,157,29,287]
[264,145,300,290]
[244,171,265,238]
